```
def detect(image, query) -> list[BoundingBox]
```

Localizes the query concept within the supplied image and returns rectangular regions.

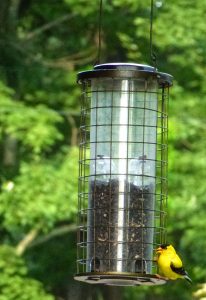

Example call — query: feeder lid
[94,63,156,72]
[77,62,173,87]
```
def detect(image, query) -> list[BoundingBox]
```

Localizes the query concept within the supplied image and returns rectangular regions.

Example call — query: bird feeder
[75,63,172,286]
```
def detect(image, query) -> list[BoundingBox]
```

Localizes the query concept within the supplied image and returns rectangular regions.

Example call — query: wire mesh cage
[75,63,173,286]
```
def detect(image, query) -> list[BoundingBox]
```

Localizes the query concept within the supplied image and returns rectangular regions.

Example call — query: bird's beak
[156,247,163,254]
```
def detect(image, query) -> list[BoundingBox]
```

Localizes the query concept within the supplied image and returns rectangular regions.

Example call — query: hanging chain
[150,0,157,69]
[94,0,103,66]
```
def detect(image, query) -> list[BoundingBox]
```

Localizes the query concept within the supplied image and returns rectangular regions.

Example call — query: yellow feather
[171,253,183,268]
[156,245,184,280]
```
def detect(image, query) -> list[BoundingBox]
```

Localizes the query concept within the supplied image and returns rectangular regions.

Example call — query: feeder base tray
[74,272,167,286]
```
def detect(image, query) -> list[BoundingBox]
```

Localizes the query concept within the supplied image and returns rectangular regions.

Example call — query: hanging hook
[150,0,157,69]
[94,0,103,66]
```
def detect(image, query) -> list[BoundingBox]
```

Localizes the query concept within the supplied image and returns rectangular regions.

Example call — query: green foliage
[25,233,76,294]
[0,82,63,156]
[0,245,27,277]
[0,147,78,232]
[165,91,206,294]
[0,245,54,300]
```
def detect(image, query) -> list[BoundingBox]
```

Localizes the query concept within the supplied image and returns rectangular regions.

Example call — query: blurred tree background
[0,0,206,299]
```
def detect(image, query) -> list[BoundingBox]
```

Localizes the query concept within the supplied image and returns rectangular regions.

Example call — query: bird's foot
[155,274,169,281]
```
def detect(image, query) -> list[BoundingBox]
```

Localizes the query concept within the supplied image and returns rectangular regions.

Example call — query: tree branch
[7,37,96,70]
[24,13,77,40]
[9,0,21,25]
[15,224,77,255]
[67,114,78,146]
[27,224,77,249]
[42,47,96,70]
[16,227,40,256]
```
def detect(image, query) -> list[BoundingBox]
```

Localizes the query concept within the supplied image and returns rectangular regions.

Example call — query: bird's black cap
[160,244,169,249]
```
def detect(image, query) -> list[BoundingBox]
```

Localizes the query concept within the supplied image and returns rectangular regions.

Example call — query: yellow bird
[156,244,192,284]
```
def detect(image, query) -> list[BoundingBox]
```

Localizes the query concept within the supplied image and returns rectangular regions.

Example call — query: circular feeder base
[74,272,167,286]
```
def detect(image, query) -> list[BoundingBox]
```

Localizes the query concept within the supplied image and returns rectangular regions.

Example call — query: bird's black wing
[170,262,192,284]
[170,262,188,276]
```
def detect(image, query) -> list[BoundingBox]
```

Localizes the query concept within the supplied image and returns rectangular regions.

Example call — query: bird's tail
[184,275,192,284]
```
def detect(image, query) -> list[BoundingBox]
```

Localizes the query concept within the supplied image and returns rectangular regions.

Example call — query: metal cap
[94,63,156,72]
[77,63,173,87]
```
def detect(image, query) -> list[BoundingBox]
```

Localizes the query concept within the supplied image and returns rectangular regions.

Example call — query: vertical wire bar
[93,80,99,271]
[77,125,81,272]
[164,87,168,244]
[109,78,114,271]
[87,83,91,271]
[165,87,169,243]
[153,89,160,273]
[77,87,84,273]
[86,86,89,272]
[79,82,86,272]
[159,92,163,245]
[78,85,84,272]
[82,89,85,272]
[163,86,169,244]
[162,87,166,244]
[141,80,147,273]
[159,93,163,246]
[87,92,91,270]
[83,86,87,272]
[126,78,131,271]
[156,94,160,245]
[160,85,166,245]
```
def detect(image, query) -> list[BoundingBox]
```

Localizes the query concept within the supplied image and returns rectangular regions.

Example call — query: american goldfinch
[156,244,192,284]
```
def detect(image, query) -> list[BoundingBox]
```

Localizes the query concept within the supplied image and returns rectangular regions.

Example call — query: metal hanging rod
[150,0,157,68]
[95,0,157,68]
[94,0,103,66]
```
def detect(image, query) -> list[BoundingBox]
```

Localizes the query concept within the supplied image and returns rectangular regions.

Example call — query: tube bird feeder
[75,63,172,286]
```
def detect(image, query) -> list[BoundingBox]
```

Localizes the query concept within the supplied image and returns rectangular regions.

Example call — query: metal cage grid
[75,64,172,286]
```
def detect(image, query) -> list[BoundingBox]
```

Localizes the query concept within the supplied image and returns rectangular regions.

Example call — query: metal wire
[94,0,157,67]
[150,0,157,68]
[94,0,103,66]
